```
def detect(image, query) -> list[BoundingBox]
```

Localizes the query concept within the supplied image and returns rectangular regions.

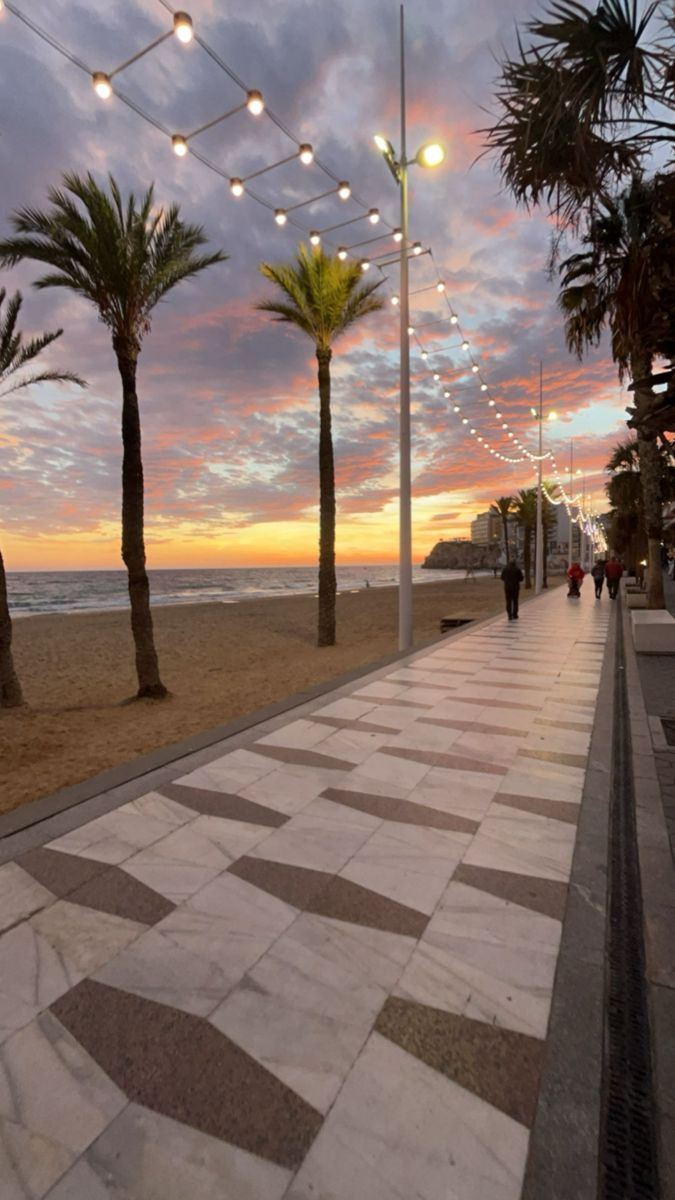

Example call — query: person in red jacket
[605,557,624,599]
[567,561,585,598]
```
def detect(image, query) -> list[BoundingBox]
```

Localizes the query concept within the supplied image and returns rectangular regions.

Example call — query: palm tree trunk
[316,346,336,646]
[502,516,509,562]
[524,529,532,588]
[114,337,167,698]
[631,351,665,609]
[0,546,23,707]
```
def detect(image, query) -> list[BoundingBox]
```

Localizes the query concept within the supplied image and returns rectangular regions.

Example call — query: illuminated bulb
[92,72,112,100]
[299,144,314,165]
[393,228,403,242]
[496,411,502,418]
[274,209,287,226]
[509,432,514,438]
[478,436,483,442]
[502,423,508,429]
[461,339,469,350]
[368,208,380,224]
[337,247,347,260]
[246,90,264,116]
[338,182,351,200]
[390,295,399,307]
[433,372,440,381]
[173,12,193,42]
[481,383,488,391]
[470,428,476,434]
[450,313,458,324]
[462,418,468,424]
[453,405,460,412]
[412,242,422,255]
[436,281,445,293]
[309,231,321,246]
[421,350,428,359]
[444,390,450,398]
[489,399,495,406]
[230,177,244,197]
[416,141,446,168]
[361,259,370,271]
[172,134,188,157]
[407,325,414,335]
[471,363,479,373]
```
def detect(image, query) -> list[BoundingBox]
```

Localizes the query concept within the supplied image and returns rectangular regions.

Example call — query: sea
[6,566,481,618]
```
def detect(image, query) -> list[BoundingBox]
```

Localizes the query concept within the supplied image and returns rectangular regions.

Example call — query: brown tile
[229,857,428,938]
[160,783,287,827]
[550,696,596,709]
[17,847,106,897]
[68,867,175,925]
[320,787,479,834]
[458,697,540,712]
[487,667,555,678]
[247,745,351,771]
[378,698,433,709]
[518,748,587,769]
[381,747,507,776]
[419,718,528,738]
[309,715,397,734]
[453,862,568,920]
[376,996,544,1128]
[493,794,579,825]
[534,718,593,733]
[51,979,322,1169]
[391,680,458,692]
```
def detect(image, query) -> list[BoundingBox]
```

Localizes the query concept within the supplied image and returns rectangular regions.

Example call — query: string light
[246,89,264,115]
[338,182,351,200]
[274,208,287,225]
[92,71,112,99]
[412,242,423,255]
[471,363,479,373]
[436,281,445,293]
[461,339,469,351]
[230,177,244,196]
[391,294,399,305]
[361,259,370,271]
[393,228,403,242]
[368,208,380,224]
[337,247,347,260]
[450,313,458,324]
[309,231,320,246]
[173,12,193,43]
[172,134,188,157]
[299,143,314,165]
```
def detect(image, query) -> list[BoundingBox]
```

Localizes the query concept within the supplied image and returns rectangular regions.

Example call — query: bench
[630,610,675,654]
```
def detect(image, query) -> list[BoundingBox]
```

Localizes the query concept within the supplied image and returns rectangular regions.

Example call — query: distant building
[470,511,502,547]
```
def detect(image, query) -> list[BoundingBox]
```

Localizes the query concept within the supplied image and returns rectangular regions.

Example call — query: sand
[1,576,554,814]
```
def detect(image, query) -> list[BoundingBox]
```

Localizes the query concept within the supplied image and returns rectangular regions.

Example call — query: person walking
[605,557,624,600]
[591,560,606,599]
[501,560,524,620]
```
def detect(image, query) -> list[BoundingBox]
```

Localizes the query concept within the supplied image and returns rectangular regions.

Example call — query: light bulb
[478,436,483,442]
[393,228,403,242]
[489,399,495,406]
[450,312,458,324]
[433,373,440,381]
[470,428,476,434]
[502,423,508,429]
[338,182,351,200]
[436,281,445,293]
[421,350,428,359]
[274,209,287,226]
[246,90,264,116]
[172,134,188,157]
[230,178,244,197]
[368,208,380,224]
[391,294,399,306]
[461,339,469,350]
[454,405,460,412]
[173,12,193,42]
[92,72,112,100]
[361,259,370,271]
[481,383,488,391]
[471,364,479,373]
[407,325,414,335]
[509,432,514,438]
[462,418,468,424]
[309,231,321,246]
[412,242,422,255]
[416,141,446,168]
[496,411,502,419]
[444,390,450,398]
[337,247,347,260]
[299,144,314,165]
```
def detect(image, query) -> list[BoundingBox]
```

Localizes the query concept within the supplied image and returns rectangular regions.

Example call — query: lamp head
[415,141,446,168]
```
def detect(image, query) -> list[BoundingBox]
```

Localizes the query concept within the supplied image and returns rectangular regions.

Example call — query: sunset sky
[0,0,630,572]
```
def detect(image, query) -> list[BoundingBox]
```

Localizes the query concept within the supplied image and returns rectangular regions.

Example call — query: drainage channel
[600,603,660,1198]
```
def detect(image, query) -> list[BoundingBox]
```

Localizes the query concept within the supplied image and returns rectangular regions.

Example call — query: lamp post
[374,6,445,652]
[533,363,557,595]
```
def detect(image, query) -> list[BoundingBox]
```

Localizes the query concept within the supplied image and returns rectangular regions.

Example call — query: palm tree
[558,174,675,606]
[490,496,514,562]
[257,246,384,646]
[0,174,226,697]
[514,488,537,588]
[605,436,675,565]
[0,288,84,707]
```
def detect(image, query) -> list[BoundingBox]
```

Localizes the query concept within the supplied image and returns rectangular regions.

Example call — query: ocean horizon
[7,565,484,617]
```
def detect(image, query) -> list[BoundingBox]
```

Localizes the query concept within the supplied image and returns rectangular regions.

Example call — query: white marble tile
[0,923,82,1044]
[352,681,407,700]
[176,749,278,793]
[257,719,335,750]
[522,728,591,755]
[351,750,431,791]
[0,863,53,934]
[386,723,464,754]
[418,763,503,799]
[118,791,195,827]
[46,1102,291,1200]
[250,797,379,873]
[332,772,412,802]
[286,1032,529,1200]
[31,901,145,975]
[123,815,271,902]
[396,882,560,1038]
[407,777,495,822]
[357,706,428,732]
[46,798,190,866]
[452,730,523,763]
[212,913,414,1113]
[341,823,469,916]
[313,697,377,720]
[311,726,392,764]
[499,769,583,804]
[462,812,577,882]
[239,766,331,814]
[0,1011,125,1198]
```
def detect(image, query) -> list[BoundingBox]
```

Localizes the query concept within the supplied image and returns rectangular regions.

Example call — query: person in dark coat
[591,560,606,599]
[605,557,624,599]
[501,561,524,620]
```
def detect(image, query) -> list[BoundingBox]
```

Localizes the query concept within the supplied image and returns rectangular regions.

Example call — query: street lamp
[532,362,557,595]
[373,7,446,652]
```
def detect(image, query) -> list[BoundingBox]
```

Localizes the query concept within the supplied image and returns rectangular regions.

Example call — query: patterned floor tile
[0,862,53,934]
[46,794,192,866]
[30,901,146,976]
[462,810,577,882]
[340,822,469,916]
[248,796,379,873]
[0,923,83,1044]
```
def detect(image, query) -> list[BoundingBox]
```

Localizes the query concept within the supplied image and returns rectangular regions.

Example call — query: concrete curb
[523,597,616,1200]
[621,601,675,1197]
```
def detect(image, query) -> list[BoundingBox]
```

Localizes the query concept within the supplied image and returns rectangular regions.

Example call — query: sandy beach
[1,577,556,814]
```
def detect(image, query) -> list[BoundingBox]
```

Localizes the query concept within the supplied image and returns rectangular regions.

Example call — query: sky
[0,0,631,572]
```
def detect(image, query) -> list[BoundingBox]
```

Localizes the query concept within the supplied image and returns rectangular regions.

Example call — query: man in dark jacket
[605,557,624,599]
[501,561,524,620]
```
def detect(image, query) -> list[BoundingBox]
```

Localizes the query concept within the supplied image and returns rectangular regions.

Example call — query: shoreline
[2,578,561,814]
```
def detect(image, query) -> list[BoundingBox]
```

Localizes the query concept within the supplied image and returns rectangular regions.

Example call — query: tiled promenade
[0,587,610,1199]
